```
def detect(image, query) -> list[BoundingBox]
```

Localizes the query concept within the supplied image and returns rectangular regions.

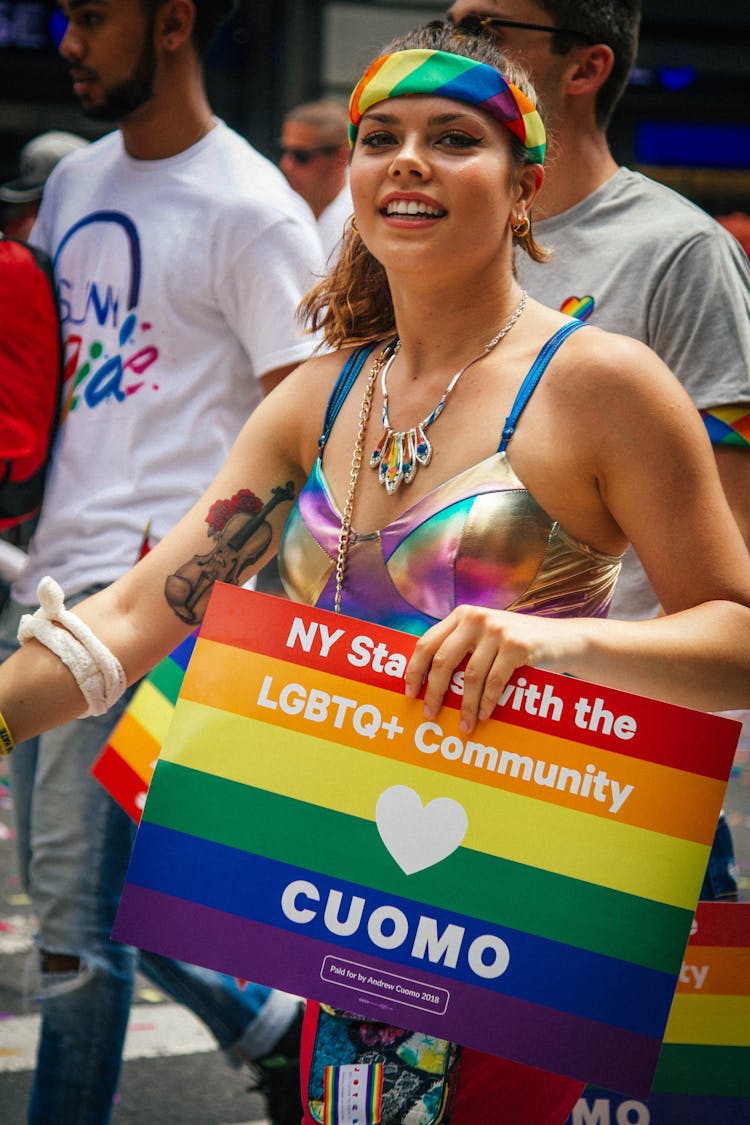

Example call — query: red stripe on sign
[197,586,738,780]
[91,744,149,822]
[689,902,750,947]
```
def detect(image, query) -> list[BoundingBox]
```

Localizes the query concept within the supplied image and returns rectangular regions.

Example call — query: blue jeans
[700,812,739,901]
[1,593,299,1125]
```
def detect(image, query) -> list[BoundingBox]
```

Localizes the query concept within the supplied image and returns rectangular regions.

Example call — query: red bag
[0,237,62,530]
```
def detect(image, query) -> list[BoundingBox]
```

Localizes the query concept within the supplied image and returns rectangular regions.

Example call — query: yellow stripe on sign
[160,698,708,909]
[128,680,177,745]
[664,994,750,1046]
[179,642,722,844]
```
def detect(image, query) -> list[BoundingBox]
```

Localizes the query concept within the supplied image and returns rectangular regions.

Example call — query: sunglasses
[453,14,596,45]
[279,145,340,165]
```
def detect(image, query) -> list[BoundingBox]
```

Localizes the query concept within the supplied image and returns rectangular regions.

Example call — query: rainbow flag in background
[567,902,750,1123]
[113,586,739,1096]
[91,632,197,820]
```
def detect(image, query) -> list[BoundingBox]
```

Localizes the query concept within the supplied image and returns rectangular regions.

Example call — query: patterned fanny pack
[307,1005,462,1124]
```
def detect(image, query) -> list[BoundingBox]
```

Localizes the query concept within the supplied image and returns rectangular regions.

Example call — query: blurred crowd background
[1,0,749,250]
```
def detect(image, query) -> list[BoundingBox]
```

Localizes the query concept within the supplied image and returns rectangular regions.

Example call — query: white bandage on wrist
[18,577,127,717]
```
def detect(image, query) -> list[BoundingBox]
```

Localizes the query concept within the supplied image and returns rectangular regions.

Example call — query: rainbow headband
[348,48,545,164]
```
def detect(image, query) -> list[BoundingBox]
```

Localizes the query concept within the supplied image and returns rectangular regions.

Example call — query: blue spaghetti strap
[498,319,585,452]
[318,343,378,452]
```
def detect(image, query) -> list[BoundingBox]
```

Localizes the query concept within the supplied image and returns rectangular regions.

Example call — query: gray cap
[0,130,89,204]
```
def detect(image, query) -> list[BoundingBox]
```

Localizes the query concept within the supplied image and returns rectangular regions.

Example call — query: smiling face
[58,0,159,122]
[349,94,539,283]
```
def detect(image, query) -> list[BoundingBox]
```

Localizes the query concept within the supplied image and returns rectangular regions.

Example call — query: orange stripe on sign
[675,947,750,996]
[91,743,149,822]
[108,710,160,782]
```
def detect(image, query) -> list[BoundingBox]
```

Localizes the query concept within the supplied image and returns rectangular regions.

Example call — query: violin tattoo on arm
[164,481,296,625]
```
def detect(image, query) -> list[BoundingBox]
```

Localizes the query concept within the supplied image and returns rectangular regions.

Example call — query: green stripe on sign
[148,656,186,705]
[652,1044,750,1096]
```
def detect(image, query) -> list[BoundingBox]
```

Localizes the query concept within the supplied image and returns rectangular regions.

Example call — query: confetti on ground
[0,913,34,954]
[137,988,166,1004]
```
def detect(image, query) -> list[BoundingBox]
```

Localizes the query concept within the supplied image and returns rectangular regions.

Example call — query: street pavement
[0,757,271,1124]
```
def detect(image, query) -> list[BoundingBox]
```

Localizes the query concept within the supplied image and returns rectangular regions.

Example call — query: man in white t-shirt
[280,99,354,265]
[447,1,750,903]
[0,2,323,1123]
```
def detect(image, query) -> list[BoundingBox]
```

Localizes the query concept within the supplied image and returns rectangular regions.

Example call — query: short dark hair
[190,0,236,52]
[141,0,236,55]
[536,1,641,127]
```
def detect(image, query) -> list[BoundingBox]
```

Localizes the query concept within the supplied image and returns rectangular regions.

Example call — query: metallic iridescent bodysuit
[278,322,622,632]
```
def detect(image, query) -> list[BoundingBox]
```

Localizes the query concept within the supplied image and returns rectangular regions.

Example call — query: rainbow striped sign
[91,633,197,820]
[113,586,739,1095]
[567,902,750,1123]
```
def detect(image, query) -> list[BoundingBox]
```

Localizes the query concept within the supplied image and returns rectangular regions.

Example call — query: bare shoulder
[257,345,366,464]
[269,345,364,414]
[551,324,716,496]
[560,324,698,419]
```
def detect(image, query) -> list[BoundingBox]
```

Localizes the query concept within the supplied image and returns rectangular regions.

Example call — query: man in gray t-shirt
[519,166,750,621]
[447,1,749,614]
[448,0,749,898]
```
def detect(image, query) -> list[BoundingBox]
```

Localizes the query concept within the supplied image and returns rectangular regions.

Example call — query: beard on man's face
[79,27,157,121]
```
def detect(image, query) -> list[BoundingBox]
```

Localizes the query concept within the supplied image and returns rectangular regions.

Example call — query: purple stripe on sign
[114,884,662,1095]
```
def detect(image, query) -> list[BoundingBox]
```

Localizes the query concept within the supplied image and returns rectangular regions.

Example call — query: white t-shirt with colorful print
[17,122,323,602]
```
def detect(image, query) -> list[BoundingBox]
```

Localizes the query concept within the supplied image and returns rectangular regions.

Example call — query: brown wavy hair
[299,22,548,350]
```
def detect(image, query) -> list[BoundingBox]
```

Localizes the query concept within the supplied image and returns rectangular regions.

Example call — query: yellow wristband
[0,710,15,756]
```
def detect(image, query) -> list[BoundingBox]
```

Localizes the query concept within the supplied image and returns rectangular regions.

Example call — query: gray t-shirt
[519,167,750,619]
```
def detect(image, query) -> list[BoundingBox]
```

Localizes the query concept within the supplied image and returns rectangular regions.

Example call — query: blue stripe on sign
[125,819,674,1035]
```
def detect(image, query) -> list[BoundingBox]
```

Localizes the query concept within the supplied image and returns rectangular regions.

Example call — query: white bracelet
[18,577,127,717]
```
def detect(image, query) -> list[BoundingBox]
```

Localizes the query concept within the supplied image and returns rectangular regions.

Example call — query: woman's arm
[406,334,750,730]
[0,353,338,745]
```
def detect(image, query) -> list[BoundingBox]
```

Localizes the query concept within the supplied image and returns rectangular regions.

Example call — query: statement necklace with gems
[369,290,528,494]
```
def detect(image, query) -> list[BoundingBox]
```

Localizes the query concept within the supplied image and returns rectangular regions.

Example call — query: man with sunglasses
[280,99,353,263]
[448,1,749,902]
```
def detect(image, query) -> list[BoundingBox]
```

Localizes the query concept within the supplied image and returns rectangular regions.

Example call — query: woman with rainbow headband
[0,21,749,1124]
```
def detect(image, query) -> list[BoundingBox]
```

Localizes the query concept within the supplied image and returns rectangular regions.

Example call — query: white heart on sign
[375,785,468,875]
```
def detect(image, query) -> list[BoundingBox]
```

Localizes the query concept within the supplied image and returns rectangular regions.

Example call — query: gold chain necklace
[334,339,398,614]
[370,290,527,494]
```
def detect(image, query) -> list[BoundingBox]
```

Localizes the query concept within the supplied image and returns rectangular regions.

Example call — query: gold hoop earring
[512,215,531,238]
[350,216,359,234]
